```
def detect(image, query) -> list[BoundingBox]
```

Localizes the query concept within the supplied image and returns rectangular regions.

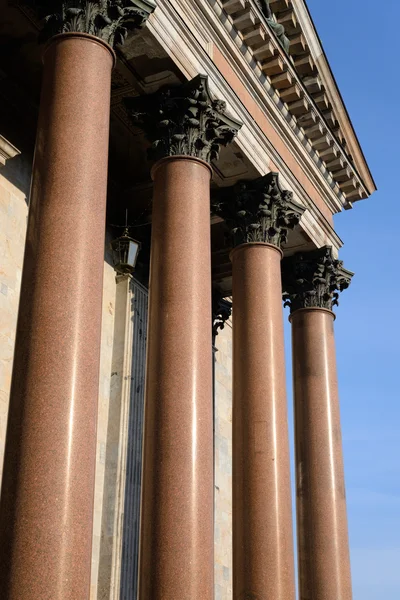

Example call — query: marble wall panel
[214,320,233,599]
[0,155,30,487]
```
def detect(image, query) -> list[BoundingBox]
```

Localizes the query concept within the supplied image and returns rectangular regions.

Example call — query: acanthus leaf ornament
[124,74,242,164]
[17,0,156,47]
[212,172,304,249]
[281,246,354,313]
[212,292,232,339]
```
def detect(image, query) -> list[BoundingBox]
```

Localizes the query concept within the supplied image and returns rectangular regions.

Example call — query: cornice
[0,135,20,165]
[291,0,376,196]
[213,0,370,205]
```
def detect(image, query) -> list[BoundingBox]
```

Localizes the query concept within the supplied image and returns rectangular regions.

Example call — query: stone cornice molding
[282,246,353,313]
[214,0,370,205]
[212,292,232,338]
[213,172,305,248]
[17,0,156,47]
[290,0,376,197]
[124,74,242,163]
[0,135,21,166]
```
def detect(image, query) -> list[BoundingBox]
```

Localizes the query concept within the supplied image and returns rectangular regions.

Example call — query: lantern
[111,228,141,275]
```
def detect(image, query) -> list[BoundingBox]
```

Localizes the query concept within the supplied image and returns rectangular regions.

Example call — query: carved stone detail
[0,135,20,166]
[20,0,156,46]
[212,292,232,339]
[282,246,354,313]
[213,172,304,248]
[124,74,242,163]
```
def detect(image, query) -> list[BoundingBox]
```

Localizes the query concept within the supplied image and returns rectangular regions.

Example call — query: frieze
[282,246,353,313]
[124,74,242,163]
[18,0,156,46]
[213,172,304,248]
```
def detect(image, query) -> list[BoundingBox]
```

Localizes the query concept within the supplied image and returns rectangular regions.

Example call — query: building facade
[0,1,375,599]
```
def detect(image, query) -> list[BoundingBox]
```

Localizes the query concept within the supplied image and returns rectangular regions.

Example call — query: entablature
[215,0,374,206]
[149,0,348,216]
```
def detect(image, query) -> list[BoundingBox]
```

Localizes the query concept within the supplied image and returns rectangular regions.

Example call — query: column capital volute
[124,74,242,164]
[19,0,156,48]
[212,172,305,249]
[282,246,354,314]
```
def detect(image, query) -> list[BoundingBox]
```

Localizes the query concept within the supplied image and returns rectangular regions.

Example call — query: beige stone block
[0,185,11,211]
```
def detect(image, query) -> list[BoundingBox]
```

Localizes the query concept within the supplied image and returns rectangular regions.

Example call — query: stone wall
[91,245,118,600]
[0,150,30,486]
[214,319,233,600]
[96,277,148,600]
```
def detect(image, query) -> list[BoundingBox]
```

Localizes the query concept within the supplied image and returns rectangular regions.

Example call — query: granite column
[283,248,354,600]
[215,174,304,600]
[125,75,241,600]
[0,4,155,599]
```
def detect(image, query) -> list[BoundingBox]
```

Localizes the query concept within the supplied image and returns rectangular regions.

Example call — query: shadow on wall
[96,278,148,600]
[1,153,32,203]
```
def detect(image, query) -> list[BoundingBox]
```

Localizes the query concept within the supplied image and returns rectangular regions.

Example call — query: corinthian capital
[124,74,242,163]
[213,172,304,248]
[20,0,156,46]
[282,246,354,313]
[212,292,232,339]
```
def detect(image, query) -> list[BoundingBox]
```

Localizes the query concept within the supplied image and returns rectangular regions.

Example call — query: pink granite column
[124,73,241,600]
[139,156,214,599]
[214,173,304,600]
[232,243,296,600]
[0,33,115,599]
[282,247,354,600]
[292,308,353,600]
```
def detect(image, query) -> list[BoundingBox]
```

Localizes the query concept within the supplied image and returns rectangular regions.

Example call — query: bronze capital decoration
[124,74,242,163]
[282,246,354,313]
[212,292,232,339]
[18,0,156,46]
[213,172,304,248]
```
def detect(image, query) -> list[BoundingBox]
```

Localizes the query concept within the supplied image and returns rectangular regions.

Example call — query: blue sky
[284,1,400,598]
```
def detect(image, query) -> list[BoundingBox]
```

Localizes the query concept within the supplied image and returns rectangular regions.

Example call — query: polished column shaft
[139,156,214,600]
[232,243,296,600]
[292,308,352,600]
[0,33,114,600]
